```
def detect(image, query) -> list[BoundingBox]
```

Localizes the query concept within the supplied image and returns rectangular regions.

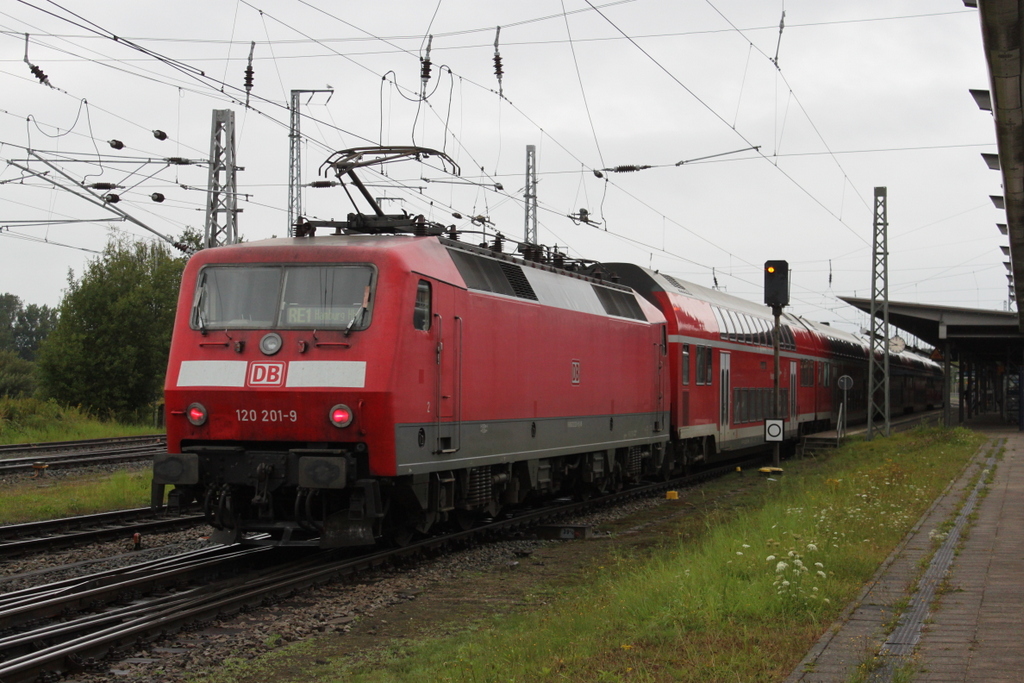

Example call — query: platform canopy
[977,0,1024,326]
[841,296,1023,361]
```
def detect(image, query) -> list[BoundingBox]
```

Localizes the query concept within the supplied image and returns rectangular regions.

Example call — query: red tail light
[187,402,208,426]
[329,404,353,428]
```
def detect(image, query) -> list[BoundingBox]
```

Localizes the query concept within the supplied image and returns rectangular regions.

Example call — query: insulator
[151,192,165,203]
[153,130,167,141]
[87,182,118,190]
[29,63,49,85]
[104,193,120,203]
[108,139,124,150]
[420,35,433,86]
[165,157,190,165]
[493,54,504,80]
[593,170,604,178]
[244,65,254,90]
[610,165,650,173]
[579,208,590,223]
[494,182,504,191]
[309,180,337,188]
[452,212,463,219]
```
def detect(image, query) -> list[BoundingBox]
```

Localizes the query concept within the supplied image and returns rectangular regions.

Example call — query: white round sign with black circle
[765,418,784,442]
[838,375,853,391]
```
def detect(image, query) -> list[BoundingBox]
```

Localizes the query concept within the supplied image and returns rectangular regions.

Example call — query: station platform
[785,415,1024,682]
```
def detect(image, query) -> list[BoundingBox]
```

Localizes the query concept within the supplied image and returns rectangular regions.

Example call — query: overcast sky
[0,1,999,341]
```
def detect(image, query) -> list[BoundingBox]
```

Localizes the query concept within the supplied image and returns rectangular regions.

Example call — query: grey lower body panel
[395,412,667,475]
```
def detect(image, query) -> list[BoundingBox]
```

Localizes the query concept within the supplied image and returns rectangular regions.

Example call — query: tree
[37,234,192,422]
[0,294,19,352]
[0,294,58,361]
[0,350,36,398]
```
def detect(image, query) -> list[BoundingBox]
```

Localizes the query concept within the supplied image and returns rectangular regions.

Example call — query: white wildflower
[788,550,797,558]
[781,580,790,587]
[806,543,818,552]
[814,562,824,568]
[766,555,776,562]
[742,544,750,548]
[736,552,743,556]
[775,561,789,573]
[794,559,804,568]
[817,570,826,578]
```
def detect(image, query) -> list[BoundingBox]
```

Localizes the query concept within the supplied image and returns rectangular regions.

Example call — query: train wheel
[453,508,477,531]
[379,492,418,547]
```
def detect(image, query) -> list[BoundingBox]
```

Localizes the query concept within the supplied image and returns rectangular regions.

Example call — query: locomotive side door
[719,351,731,446]
[433,284,461,454]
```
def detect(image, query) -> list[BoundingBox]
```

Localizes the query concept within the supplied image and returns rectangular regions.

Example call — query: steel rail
[0,434,165,457]
[0,445,166,474]
[0,457,760,682]
[0,509,205,559]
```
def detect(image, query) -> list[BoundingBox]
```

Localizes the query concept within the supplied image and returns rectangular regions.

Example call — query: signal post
[764,260,790,468]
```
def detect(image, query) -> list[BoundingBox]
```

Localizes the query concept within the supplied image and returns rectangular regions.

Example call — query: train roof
[602,262,940,370]
[186,234,666,325]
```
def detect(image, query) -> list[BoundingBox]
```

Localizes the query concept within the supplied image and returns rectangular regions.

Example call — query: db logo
[247,361,286,387]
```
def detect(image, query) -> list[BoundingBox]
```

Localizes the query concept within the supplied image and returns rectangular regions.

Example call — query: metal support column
[524,145,538,244]
[943,342,952,428]
[867,186,890,438]
[772,304,782,467]
[203,109,238,249]
[287,88,333,236]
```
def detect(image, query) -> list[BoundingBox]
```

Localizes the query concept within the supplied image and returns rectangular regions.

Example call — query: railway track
[0,507,205,559]
[0,435,166,475]
[0,456,758,683]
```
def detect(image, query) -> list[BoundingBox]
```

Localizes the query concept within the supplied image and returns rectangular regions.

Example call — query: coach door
[719,352,731,444]
[789,360,798,436]
[434,285,461,454]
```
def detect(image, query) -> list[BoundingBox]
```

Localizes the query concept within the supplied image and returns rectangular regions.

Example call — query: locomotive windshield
[192,265,375,330]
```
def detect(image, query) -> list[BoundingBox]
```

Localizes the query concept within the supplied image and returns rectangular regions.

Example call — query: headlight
[260,332,283,355]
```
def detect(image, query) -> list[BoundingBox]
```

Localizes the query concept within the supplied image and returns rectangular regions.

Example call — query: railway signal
[764,259,789,468]
[764,260,790,307]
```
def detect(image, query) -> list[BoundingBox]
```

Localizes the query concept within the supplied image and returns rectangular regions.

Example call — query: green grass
[0,469,153,523]
[0,396,158,446]
[196,426,984,683]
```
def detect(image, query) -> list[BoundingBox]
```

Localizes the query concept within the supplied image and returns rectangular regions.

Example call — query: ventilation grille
[498,261,538,300]
[592,285,645,320]
[661,274,689,293]
[448,249,537,300]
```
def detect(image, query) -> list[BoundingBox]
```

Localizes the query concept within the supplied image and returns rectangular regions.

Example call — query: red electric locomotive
[153,148,671,547]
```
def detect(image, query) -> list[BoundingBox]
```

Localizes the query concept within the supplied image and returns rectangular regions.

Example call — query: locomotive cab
[154,240,421,547]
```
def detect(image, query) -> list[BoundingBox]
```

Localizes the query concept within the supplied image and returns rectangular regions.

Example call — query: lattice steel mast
[867,186,890,439]
[524,144,538,244]
[287,89,333,237]
[203,109,238,248]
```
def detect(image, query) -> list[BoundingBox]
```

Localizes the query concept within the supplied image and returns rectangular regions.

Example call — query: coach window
[800,359,814,387]
[682,344,690,385]
[413,280,431,331]
[705,346,713,385]
[696,346,706,385]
